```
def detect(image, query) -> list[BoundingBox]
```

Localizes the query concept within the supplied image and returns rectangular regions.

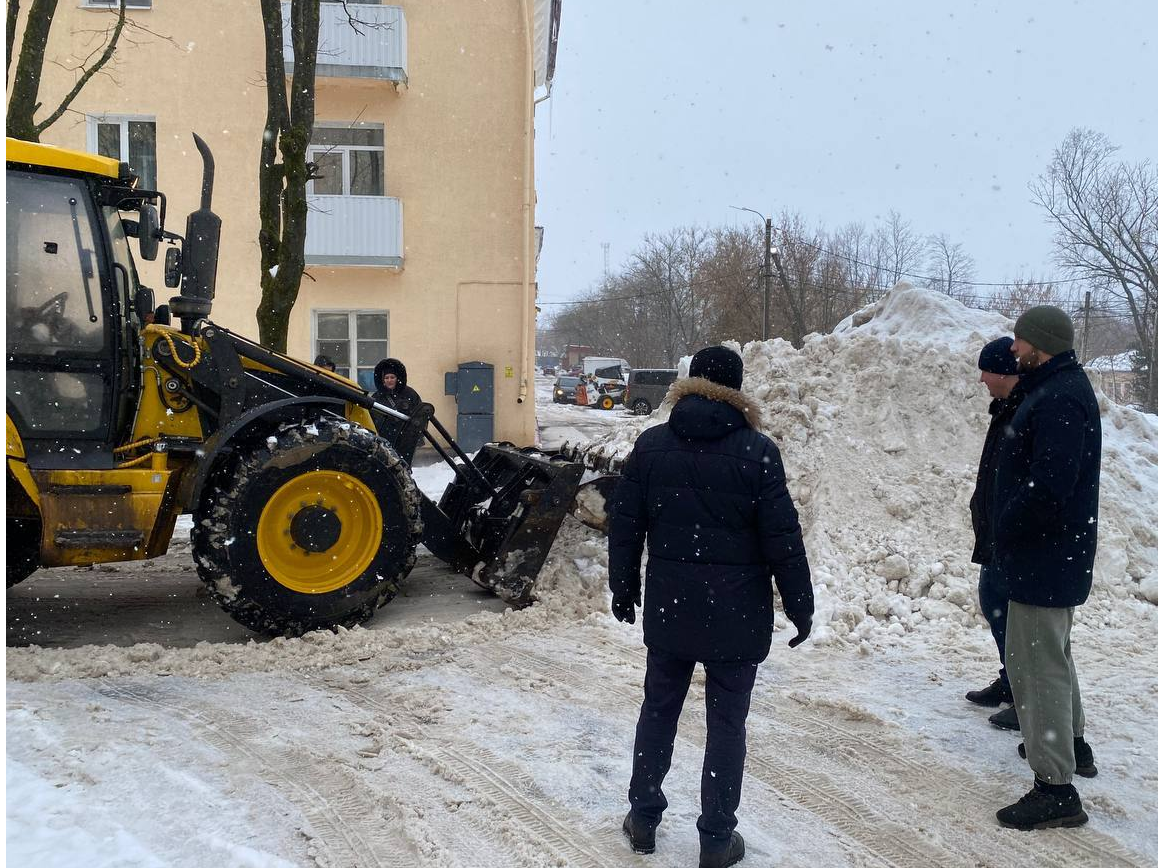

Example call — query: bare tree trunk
[6,0,21,80]
[6,0,127,142]
[256,0,319,353]
[6,0,57,141]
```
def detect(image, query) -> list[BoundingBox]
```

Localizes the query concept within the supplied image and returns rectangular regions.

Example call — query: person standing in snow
[965,337,1021,726]
[608,345,814,868]
[371,358,427,461]
[992,306,1101,831]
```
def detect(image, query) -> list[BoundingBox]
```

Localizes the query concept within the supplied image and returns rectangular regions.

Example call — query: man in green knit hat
[991,305,1101,830]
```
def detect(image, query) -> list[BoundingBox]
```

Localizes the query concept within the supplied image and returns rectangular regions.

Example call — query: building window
[87,115,157,189]
[308,125,384,197]
[82,0,152,8]
[314,310,388,390]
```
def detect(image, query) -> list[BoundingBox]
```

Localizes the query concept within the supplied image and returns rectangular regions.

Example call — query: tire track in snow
[93,681,415,868]
[298,671,628,868]
[477,643,956,868]
[498,634,1150,868]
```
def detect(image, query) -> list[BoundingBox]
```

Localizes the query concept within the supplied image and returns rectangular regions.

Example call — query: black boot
[622,812,656,854]
[966,678,1013,707]
[699,831,745,868]
[1018,738,1098,778]
[988,705,1020,731]
[996,779,1088,830]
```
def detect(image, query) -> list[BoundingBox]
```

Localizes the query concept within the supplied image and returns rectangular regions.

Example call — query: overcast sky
[534,0,1155,308]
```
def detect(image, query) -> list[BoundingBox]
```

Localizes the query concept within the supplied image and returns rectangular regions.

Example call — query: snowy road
[9,613,1158,867]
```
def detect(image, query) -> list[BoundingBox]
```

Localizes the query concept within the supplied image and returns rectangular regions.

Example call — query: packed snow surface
[7,286,1158,867]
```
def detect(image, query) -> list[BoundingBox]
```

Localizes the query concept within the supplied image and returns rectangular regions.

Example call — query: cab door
[6,169,116,459]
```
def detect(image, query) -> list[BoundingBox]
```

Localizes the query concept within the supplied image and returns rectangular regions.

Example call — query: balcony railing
[282,2,407,83]
[305,195,403,268]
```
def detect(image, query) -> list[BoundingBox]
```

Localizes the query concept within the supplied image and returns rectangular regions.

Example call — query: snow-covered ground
[7,287,1158,867]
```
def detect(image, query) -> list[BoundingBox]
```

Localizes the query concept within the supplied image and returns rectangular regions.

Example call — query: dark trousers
[628,648,759,845]
[978,565,1010,687]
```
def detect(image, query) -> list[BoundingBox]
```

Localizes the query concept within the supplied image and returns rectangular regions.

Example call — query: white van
[582,357,631,379]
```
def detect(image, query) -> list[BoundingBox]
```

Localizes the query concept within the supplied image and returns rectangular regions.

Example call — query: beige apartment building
[13,0,561,445]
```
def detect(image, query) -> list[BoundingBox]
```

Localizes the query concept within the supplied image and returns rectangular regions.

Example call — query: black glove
[787,615,812,648]
[612,592,639,624]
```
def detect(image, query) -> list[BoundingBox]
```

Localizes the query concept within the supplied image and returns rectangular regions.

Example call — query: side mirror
[138,203,160,261]
[133,286,155,323]
[164,247,182,288]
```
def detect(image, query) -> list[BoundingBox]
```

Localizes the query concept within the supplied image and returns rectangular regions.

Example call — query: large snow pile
[573,284,1158,644]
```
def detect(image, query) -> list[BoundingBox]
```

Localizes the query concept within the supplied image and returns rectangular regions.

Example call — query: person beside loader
[965,337,1021,727]
[608,346,814,868]
[992,306,1100,831]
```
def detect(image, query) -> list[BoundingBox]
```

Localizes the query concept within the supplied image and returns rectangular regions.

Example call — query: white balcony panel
[282,3,407,83]
[306,195,403,268]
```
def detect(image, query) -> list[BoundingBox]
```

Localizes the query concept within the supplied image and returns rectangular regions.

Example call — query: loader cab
[6,142,148,466]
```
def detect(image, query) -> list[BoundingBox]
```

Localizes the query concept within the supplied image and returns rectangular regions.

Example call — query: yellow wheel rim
[601,396,614,410]
[256,470,383,594]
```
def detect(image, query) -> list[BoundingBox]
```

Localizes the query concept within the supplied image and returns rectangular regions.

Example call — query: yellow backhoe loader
[5,135,597,637]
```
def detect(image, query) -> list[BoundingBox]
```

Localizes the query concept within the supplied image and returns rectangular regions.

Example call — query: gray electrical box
[444,361,494,452]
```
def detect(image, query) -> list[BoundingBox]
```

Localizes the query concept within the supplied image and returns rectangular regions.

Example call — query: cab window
[6,171,107,356]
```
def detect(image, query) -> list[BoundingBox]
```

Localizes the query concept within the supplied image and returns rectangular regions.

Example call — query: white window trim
[86,114,157,184]
[308,122,385,198]
[80,0,152,9]
[311,308,390,384]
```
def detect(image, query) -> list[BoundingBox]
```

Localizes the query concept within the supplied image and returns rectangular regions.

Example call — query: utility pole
[762,217,772,341]
[1080,290,1092,361]
[601,242,610,280]
[730,206,774,341]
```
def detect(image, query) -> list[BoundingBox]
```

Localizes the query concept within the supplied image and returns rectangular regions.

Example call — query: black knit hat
[978,337,1018,376]
[1013,306,1075,356]
[689,346,743,390]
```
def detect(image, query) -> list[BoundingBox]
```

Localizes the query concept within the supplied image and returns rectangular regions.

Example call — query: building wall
[19,0,539,445]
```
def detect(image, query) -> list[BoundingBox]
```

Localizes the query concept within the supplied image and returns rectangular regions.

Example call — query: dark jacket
[970,397,1019,565]
[608,377,814,663]
[991,351,1101,608]
[371,358,423,433]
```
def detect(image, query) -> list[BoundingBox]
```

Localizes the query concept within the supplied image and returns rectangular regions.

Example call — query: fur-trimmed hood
[660,376,764,440]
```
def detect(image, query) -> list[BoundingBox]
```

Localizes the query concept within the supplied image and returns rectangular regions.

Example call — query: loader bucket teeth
[433,444,583,607]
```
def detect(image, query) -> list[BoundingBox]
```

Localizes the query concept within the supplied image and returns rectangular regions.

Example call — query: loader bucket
[435,444,584,607]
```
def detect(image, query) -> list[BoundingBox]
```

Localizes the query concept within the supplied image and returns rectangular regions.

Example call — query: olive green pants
[1006,601,1086,785]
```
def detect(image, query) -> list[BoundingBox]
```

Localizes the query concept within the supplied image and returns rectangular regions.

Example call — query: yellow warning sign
[471,385,481,393]
[504,366,514,378]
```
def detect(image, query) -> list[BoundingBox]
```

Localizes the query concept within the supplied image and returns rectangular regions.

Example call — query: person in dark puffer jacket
[964,337,1021,715]
[992,306,1101,832]
[609,346,813,868]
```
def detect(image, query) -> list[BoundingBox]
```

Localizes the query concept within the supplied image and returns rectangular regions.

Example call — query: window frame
[307,122,385,198]
[311,308,389,389]
[80,0,152,9]
[86,113,158,189]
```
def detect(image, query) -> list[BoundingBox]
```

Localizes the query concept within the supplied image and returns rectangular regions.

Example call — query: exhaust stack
[169,133,221,333]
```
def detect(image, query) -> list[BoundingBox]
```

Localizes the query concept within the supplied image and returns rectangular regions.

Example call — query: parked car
[624,368,678,415]
[552,375,582,404]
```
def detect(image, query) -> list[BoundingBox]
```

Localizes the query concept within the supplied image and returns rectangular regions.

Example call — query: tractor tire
[192,418,422,637]
[631,399,653,416]
[599,395,616,411]
[6,515,40,587]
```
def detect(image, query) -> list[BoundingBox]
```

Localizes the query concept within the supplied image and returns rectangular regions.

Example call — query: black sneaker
[1018,738,1098,778]
[989,705,1020,731]
[997,779,1088,830]
[622,812,656,854]
[966,678,1013,707]
[699,831,745,868]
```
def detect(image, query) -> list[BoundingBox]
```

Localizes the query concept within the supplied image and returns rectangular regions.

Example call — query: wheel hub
[289,505,342,553]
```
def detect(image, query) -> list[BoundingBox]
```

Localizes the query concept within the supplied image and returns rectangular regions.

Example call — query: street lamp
[730,205,772,341]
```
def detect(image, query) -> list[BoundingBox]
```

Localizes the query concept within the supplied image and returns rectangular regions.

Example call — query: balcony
[282,2,407,83]
[305,195,403,268]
